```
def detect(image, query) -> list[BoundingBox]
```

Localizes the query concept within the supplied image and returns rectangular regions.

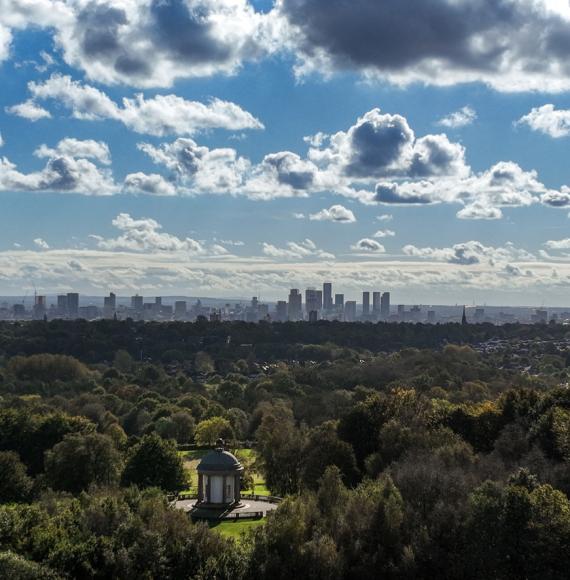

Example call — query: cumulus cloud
[541,188,570,207]
[309,109,469,182]
[278,0,570,92]
[0,137,117,195]
[262,239,335,260]
[545,239,570,250]
[518,105,570,138]
[373,229,395,238]
[437,106,477,128]
[0,0,279,87]
[402,241,535,266]
[309,204,356,223]
[137,138,250,195]
[92,213,209,253]
[34,139,111,165]
[123,173,177,196]
[5,99,51,121]
[10,74,263,136]
[4,0,570,93]
[456,203,503,220]
[351,238,385,253]
[375,160,559,217]
[33,238,49,250]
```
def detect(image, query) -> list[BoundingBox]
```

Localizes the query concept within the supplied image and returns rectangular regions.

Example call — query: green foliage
[195,416,234,446]
[7,354,89,383]
[0,551,60,579]
[0,452,33,503]
[122,434,187,492]
[1,322,570,577]
[45,433,122,493]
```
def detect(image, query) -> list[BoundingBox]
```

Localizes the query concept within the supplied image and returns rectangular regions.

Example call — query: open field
[209,518,266,540]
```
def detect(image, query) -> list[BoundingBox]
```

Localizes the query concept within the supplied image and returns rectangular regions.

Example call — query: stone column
[222,475,227,504]
[198,474,204,502]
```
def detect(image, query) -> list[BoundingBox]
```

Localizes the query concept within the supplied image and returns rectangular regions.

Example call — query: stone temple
[196,439,244,507]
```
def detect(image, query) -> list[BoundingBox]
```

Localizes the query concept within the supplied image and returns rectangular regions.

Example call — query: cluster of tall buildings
[274,284,391,322]
[5,286,569,326]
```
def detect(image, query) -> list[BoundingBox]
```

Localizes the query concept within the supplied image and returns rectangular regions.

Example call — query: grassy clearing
[210,518,265,540]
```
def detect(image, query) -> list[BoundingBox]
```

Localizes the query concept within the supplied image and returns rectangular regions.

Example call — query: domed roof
[197,441,243,473]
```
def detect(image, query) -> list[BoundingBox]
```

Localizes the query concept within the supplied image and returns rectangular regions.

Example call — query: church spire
[462,306,468,325]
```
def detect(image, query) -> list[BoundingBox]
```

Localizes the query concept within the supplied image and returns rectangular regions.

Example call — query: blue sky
[1,0,570,305]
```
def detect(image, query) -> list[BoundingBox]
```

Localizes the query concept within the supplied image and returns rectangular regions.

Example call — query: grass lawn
[210,518,265,540]
[178,449,208,493]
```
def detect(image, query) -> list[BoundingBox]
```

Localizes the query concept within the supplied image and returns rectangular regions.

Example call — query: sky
[2,1,570,305]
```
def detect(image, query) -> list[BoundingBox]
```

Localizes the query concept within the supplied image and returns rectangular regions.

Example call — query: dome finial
[215,438,225,451]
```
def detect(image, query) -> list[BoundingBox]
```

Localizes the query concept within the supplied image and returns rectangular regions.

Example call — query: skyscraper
[288,289,302,321]
[381,292,391,320]
[67,293,79,318]
[131,294,143,311]
[344,301,357,322]
[57,294,68,316]
[323,282,333,311]
[362,291,370,317]
[305,288,323,314]
[372,292,381,315]
[175,301,187,318]
[276,300,288,322]
[103,292,116,318]
[335,293,344,310]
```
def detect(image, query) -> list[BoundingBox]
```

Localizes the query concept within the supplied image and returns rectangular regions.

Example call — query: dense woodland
[1,320,570,578]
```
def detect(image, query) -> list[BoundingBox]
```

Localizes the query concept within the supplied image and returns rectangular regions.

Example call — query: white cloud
[377,214,393,222]
[138,138,250,195]
[33,238,49,250]
[34,139,111,165]
[1,242,570,302]
[278,0,570,93]
[0,24,10,61]
[309,204,356,223]
[92,213,208,254]
[12,75,264,136]
[545,239,570,250]
[518,105,570,138]
[351,238,385,253]
[373,229,395,238]
[0,139,117,195]
[437,106,477,129]
[123,173,177,196]
[5,99,51,121]
[402,241,535,266]
[262,239,335,260]
[0,0,278,87]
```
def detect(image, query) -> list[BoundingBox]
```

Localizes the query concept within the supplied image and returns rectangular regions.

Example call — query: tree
[113,349,134,373]
[0,451,33,503]
[0,552,60,580]
[195,416,234,446]
[301,422,360,489]
[256,403,306,495]
[45,432,123,493]
[7,354,89,383]
[121,434,187,492]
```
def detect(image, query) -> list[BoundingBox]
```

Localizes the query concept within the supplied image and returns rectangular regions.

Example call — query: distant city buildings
[1,282,568,325]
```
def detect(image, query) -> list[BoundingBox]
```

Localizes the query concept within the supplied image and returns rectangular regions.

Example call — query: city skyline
[2,2,570,304]
[2,279,568,326]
